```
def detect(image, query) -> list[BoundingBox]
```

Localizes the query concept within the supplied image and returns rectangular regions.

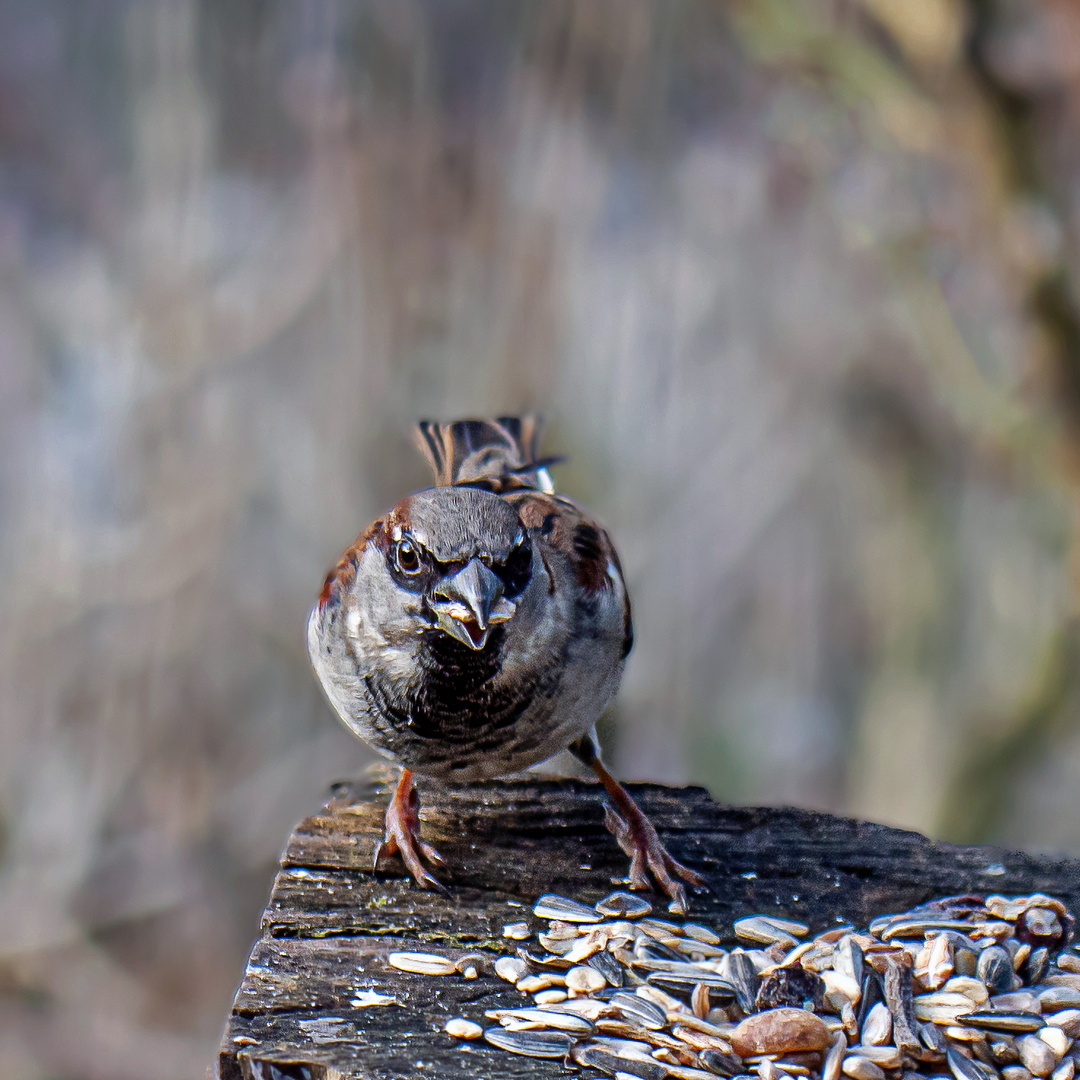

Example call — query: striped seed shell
[482,1026,573,1057]
[533,894,603,923]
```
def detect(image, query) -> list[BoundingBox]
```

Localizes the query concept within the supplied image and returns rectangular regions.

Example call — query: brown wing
[508,490,634,660]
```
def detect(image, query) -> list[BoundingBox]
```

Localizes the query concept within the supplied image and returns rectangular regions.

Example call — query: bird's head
[375,486,533,652]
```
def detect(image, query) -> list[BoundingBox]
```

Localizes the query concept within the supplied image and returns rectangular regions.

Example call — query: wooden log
[215,770,1080,1080]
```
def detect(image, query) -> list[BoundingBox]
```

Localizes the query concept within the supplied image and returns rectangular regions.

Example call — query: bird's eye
[496,535,533,598]
[396,539,422,575]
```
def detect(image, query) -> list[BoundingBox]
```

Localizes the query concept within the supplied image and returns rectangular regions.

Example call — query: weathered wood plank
[216,772,1080,1080]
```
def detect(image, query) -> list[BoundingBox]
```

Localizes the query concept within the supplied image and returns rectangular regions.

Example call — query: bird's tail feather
[413,416,556,492]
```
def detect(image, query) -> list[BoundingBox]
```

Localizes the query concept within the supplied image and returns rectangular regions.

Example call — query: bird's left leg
[373,768,449,895]
[569,733,704,915]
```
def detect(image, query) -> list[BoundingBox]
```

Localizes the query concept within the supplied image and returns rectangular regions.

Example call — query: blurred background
[3,0,1080,1075]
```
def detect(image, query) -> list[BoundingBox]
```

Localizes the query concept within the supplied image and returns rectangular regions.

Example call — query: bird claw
[603,801,704,916]
[374,770,449,895]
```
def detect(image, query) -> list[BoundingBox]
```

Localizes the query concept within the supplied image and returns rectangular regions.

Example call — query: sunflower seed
[835,937,865,984]
[386,951,457,976]
[590,948,627,987]
[727,950,763,1013]
[517,973,565,992]
[538,933,577,956]
[1018,1034,1057,1076]
[947,976,991,1005]
[865,1045,907,1066]
[1040,988,1080,1011]
[495,956,527,983]
[533,894,603,923]
[1002,1068,1034,1080]
[596,891,655,918]
[949,1046,992,1080]
[503,921,531,939]
[841,1055,885,1080]
[609,993,665,1028]
[494,1006,595,1033]
[663,1067,720,1080]
[959,1013,1046,1034]
[823,1035,848,1080]
[702,1048,745,1076]
[483,1026,573,1057]
[683,923,722,945]
[647,971,738,999]
[991,1036,1021,1065]
[736,917,807,946]
[921,1021,948,1052]
[861,1002,892,1045]
[981,947,1018,995]
[444,1017,483,1038]
[1026,950,1052,985]
[567,964,608,994]
[570,1041,668,1079]
[1036,1026,1070,1057]
[996,993,1044,1013]
[882,920,977,942]
[1045,1010,1080,1037]
[673,1022,733,1052]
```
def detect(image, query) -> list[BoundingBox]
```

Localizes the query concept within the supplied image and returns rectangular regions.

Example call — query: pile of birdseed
[387,890,1080,1080]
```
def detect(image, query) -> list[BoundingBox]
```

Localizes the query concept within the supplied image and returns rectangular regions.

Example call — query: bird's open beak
[431,558,515,650]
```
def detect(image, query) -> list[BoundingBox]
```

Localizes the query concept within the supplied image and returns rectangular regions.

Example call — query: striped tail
[413,416,555,492]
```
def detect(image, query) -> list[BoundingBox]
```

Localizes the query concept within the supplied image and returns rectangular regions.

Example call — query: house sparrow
[308,417,703,912]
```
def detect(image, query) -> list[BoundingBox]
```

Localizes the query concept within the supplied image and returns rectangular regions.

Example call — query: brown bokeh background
[4,1,1080,1076]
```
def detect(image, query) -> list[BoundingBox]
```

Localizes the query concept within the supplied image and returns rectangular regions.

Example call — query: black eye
[396,539,422,575]
[496,537,532,598]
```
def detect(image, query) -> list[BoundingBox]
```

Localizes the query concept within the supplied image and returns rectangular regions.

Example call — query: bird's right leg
[373,768,448,894]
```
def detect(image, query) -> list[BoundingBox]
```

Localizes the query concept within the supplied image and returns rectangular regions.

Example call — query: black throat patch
[364,626,547,744]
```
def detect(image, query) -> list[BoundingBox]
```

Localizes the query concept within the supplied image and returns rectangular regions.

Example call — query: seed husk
[841,1055,885,1080]
[1036,1025,1070,1057]
[387,950,457,976]
[495,955,527,983]
[503,921,531,939]
[1018,1034,1057,1076]
[596,891,654,918]
[1039,987,1080,1011]
[822,1034,848,1080]
[702,1048,746,1077]
[611,991,667,1029]
[648,971,738,1000]
[483,1026,573,1057]
[567,964,608,994]
[534,894,603,923]
[861,1002,892,1045]
[445,1017,483,1039]
[736,917,807,947]
[673,1023,734,1052]
[570,1041,668,1079]
[590,948,627,987]
[958,1012,1046,1034]
[948,1046,990,1080]
[493,1006,596,1033]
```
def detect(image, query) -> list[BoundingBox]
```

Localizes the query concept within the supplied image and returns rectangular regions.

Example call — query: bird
[308,417,703,911]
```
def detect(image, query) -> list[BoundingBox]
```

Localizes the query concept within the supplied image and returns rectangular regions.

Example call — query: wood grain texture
[215,771,1080,1080]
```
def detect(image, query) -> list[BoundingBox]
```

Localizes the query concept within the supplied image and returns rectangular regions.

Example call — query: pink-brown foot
[373,768,448,895]
[569,736,704,915]
[602,800,703,915]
